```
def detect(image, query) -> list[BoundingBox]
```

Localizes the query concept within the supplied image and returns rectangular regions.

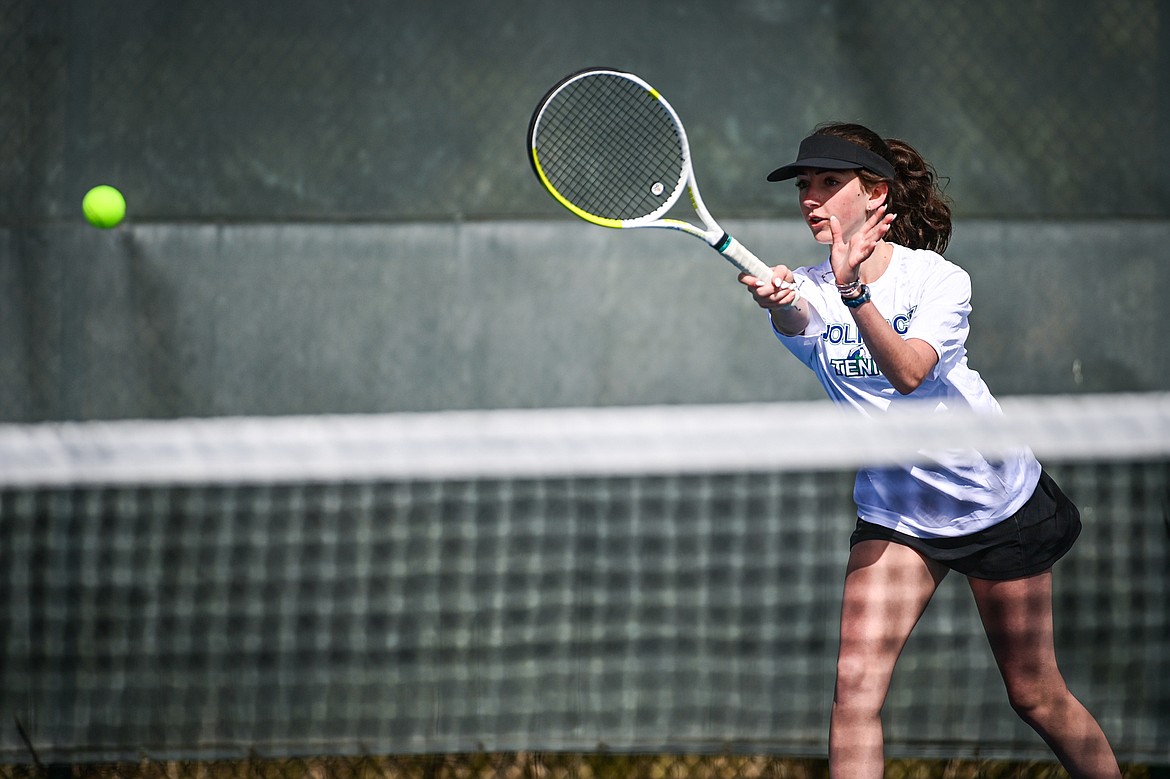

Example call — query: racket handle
[714,233,778,283]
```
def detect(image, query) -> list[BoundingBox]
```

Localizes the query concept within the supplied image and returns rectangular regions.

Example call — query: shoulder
[893,243,963,272]
[893,244,970,289]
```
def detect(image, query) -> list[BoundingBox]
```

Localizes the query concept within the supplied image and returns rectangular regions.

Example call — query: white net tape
[1,393,1167,487]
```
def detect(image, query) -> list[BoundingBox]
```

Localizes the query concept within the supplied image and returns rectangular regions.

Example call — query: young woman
[739,123,1121,778]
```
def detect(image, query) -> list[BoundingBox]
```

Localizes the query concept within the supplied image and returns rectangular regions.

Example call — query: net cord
[1,393,1166,487]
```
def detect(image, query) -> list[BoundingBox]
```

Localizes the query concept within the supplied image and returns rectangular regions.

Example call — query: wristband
[841,284,871,308]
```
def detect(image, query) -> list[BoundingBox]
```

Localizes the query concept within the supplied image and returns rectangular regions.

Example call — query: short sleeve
[905,262,972,378]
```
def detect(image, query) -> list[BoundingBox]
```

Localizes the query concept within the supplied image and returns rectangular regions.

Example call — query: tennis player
[740,123,1121,778]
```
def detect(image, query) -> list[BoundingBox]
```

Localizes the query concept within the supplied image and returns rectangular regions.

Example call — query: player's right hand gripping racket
[527,67,783,284]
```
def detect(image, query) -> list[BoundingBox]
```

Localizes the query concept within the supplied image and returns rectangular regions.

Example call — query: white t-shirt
[776,243,1041,538]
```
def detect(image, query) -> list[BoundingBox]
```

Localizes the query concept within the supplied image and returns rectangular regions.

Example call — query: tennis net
[1,393,1167,765]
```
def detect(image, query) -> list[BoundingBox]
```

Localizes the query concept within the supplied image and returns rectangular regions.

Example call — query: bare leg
[968,572,1121,779]
[830,540,948,779]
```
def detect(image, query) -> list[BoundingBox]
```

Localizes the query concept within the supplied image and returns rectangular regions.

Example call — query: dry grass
[0,753,1157,779]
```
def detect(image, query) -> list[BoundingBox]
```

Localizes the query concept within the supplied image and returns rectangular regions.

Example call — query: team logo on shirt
[823,307,917,379]
[832,345,881,378]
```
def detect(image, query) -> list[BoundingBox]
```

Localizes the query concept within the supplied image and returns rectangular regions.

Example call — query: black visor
[767,134,896,182]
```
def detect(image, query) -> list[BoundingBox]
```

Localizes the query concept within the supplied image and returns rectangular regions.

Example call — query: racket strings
[535,74,686,221]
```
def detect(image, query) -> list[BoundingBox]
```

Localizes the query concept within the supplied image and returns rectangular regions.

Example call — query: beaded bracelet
[841,284,871,308]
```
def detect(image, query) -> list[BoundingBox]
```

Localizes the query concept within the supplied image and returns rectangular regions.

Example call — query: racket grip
[714,233,777,283]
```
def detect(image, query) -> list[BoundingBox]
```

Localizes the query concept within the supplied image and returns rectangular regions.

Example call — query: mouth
[807,214,829,229]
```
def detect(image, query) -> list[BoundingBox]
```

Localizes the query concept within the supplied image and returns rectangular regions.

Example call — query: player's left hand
[828,205,895,286]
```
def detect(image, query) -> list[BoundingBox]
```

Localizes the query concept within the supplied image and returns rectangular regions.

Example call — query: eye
[795,179,810,191]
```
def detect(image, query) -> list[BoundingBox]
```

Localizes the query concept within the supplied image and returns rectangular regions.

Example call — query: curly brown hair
[811,122,953,253]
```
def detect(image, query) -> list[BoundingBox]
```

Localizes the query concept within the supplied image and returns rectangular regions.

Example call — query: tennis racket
[527,67,782,284]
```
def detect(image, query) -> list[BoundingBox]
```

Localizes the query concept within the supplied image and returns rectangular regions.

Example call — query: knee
[1003,676,1068,724]
[1005,684,1043,722]
[834,653,887,712]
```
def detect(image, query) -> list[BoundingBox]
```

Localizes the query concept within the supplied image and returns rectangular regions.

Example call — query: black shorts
[849,470,1082,581]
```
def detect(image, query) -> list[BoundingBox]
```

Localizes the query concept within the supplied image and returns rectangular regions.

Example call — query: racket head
[528,68,690,228]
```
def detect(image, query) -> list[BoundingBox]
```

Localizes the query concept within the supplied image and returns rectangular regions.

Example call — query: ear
[867,181,890,211]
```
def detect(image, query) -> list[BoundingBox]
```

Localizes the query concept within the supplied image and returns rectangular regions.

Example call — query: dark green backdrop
[2,0,1168,420]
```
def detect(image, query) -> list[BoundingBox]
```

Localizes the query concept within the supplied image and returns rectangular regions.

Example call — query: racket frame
[528,68,776,282]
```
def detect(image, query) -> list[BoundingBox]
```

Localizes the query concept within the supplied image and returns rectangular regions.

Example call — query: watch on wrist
[841,284,871,308]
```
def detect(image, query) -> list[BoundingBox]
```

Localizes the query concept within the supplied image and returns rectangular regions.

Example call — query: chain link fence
[3,1,1169,423]
[2,0,1167,224]
[1,3,1169,773]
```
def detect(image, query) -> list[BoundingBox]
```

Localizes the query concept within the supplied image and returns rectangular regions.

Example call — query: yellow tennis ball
[82,185,126,229]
